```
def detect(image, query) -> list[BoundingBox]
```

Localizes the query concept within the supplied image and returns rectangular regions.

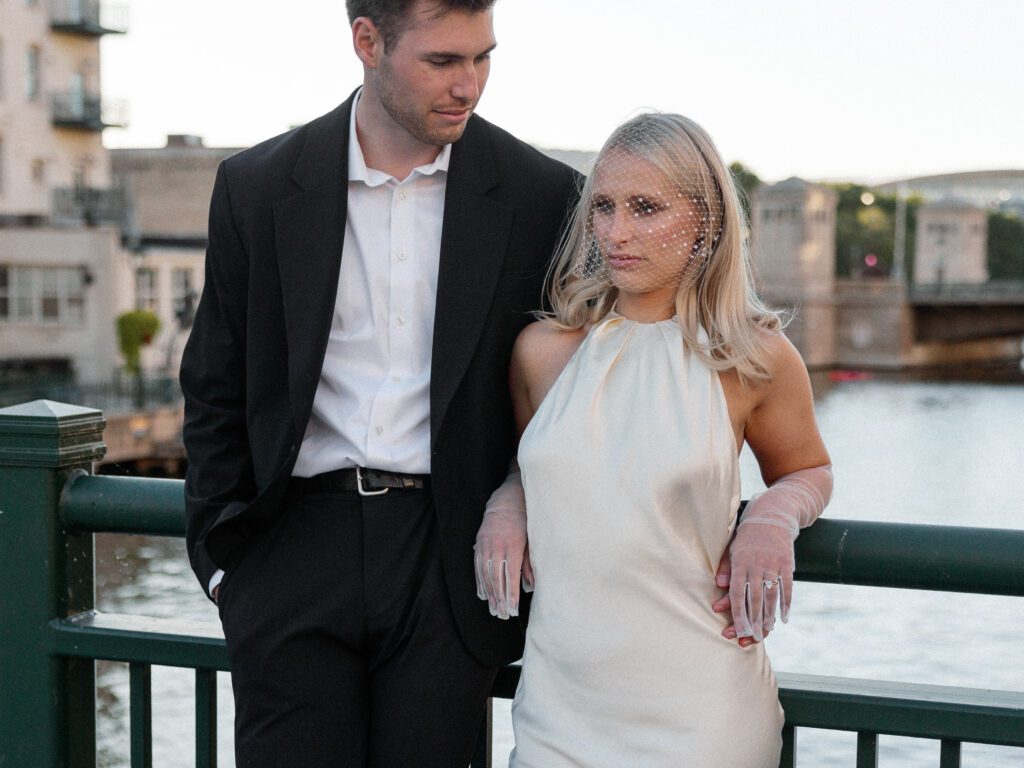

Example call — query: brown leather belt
[292,466,430,497]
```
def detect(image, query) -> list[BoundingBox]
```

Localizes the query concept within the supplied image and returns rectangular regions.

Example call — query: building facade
[110,135,240,374]
[0,0,130,388]
[913,200,989,287]
[750,177,839,367]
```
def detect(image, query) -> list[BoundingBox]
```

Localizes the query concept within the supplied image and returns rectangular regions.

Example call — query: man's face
[375,2,496,146]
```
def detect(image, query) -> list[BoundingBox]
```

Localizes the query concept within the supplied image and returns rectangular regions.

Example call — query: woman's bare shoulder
[758,328,809,383]
[513,320,588,386]
[516,319,587,352]
[719,329,805,408]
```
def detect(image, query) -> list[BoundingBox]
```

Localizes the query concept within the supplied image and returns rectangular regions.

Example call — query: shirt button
[391,376,401,383]
[397,252,407,261]
[398,191,407,201]
[396,315,406,326]
[376,425,384,435]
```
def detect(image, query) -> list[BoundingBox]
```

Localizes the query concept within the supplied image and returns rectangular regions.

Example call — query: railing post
[0,400,106,767]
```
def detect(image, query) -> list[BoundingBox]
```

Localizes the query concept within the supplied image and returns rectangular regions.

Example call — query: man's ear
[352,17,383,68]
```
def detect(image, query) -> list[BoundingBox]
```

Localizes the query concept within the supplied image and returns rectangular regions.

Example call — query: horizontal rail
[61,473,186,537]
[59,475,1024,595]
[50,612,227,670]
[50,612,1024,749]
[795,518,1024,596]
[778,672,1024,747]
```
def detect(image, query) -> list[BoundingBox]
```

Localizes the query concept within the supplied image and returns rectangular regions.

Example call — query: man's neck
[355,84,443,181]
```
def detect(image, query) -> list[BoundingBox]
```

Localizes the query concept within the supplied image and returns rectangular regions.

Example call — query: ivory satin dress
[510,313,784,768]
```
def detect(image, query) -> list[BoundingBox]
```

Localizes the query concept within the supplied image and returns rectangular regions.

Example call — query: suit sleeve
[180,161,257,596]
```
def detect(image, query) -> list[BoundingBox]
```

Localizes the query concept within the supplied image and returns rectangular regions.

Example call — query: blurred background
[1,1,1022,765]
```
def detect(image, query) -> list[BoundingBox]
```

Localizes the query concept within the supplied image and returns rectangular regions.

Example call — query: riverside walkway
[1,400,1022,767]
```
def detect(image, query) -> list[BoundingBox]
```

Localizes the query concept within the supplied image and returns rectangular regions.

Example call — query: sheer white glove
[729,464,833,641]
[473,464,533,620]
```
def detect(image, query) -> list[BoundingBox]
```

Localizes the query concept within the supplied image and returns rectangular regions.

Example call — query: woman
[475,113,832,766]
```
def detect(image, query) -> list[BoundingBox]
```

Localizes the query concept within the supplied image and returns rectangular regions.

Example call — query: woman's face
[590,150,703,299]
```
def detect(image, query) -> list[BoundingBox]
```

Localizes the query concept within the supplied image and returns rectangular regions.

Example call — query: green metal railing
[2,400,1023,767]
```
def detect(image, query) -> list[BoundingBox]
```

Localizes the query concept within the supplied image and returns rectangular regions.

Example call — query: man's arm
[180,161,257,597]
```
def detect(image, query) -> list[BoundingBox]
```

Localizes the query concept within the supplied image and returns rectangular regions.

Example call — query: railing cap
[0,400,106,468]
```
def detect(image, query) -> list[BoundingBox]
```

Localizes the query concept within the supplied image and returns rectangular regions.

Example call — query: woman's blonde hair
[546,112,783,381]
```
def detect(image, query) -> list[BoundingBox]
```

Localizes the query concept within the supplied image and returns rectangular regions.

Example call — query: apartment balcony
[51,93,129,131]
[50,0,129,36]
[52,186,126,226]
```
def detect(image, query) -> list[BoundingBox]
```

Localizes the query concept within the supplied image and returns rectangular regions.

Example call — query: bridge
[910,282,1024,344]
[1,400,1022,768]
[822,279,1024,369]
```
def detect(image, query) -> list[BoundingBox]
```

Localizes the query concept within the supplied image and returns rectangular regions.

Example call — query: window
[27,46,41,102]
[171,269,192,303]
[14,268,34,320]
[135,268,158,312]
[31,159,46,185]
[64,269,86,323]
[171,268,195,328]
[70,72,85,116]
[0,265,88,324]
[0,267,8,320]
[40,269,60,321]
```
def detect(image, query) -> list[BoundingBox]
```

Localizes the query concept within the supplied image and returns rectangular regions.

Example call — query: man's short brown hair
[346,0,497,52]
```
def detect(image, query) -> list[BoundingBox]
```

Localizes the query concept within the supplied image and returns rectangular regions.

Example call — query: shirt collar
[348,88,451,187]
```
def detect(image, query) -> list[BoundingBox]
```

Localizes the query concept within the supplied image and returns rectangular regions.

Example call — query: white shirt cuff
[209,569,225,597]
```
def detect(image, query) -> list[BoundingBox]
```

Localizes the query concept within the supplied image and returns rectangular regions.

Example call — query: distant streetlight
[860,192,876,205]
[893,183,908,282]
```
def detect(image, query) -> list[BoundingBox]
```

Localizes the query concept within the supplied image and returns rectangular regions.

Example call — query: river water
[94,366,1024,767]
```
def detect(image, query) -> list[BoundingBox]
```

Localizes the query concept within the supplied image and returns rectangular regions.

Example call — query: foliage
[827,183,921,279]
[987,212,1024,280]
[116,310,161,375]
[729,161,761,221]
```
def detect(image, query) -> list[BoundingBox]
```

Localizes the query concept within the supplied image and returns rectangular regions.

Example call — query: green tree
[116,310,161,375]
[828,183,919,278]
[987,211,1024,280]
[729,161,761,221]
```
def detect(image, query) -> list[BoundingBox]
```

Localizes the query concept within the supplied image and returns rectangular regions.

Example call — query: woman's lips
[607,254,643,269]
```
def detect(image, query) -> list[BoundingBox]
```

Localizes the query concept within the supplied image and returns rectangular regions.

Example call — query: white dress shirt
[211,92,450,596]
[293,89,449,477]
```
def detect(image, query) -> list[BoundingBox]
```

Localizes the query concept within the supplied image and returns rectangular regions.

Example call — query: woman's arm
[724,333,833,641]
[474,322,585,619]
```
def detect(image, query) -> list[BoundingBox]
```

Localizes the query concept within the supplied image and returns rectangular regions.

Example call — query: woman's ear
[691,231,707,257]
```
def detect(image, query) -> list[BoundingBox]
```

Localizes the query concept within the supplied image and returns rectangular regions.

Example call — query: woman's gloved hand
[473,464,533,620]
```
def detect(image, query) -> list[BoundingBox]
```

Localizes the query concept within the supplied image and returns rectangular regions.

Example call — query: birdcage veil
[545,112,783,381]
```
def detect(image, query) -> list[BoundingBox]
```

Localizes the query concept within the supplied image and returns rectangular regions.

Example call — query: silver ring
[762,579,777,590]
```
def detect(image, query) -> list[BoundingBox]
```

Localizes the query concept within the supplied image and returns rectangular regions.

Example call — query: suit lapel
[431,118,514,446]
[275,95,353,437]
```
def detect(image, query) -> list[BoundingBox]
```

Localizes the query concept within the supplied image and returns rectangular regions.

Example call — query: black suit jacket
[181,91,579,666]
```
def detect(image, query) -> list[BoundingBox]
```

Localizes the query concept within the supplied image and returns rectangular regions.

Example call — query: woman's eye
[592,199,614,215]
[632,197,661,216]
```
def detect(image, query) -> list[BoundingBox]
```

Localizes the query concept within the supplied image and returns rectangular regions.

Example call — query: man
[181,1,578,765]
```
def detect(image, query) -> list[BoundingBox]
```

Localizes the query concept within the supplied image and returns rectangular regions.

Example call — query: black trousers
[217,483,497,767]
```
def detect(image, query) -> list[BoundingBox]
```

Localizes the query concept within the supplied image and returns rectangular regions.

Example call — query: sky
[101,0,1024,184]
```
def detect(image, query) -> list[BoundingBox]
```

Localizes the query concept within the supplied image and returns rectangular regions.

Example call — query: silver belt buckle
[356,466,389,497]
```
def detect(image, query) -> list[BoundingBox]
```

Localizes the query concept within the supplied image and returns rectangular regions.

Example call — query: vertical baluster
[856,732,879,768]
[196,668,218,768]
[939,739,962,768]
[129,663,152,768]
[779,724,797,768]
[469,698,493,768]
